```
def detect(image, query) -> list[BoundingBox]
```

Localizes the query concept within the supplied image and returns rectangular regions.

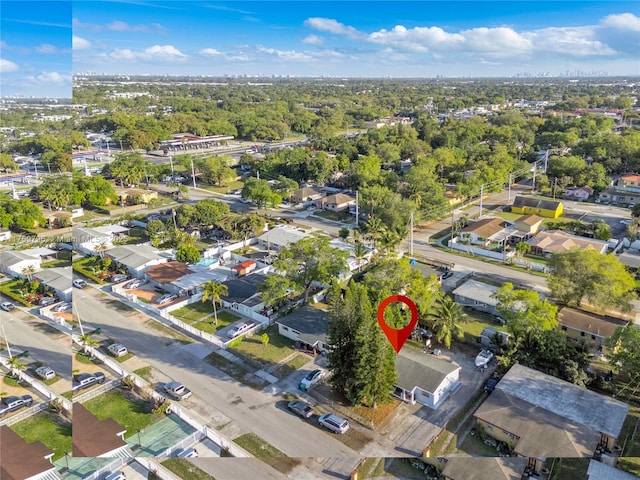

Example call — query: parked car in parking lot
[163,381,192,400]
[287,400,314,418]
[298,369,324,392]
[318,413,349,434]
[227,322,251,339]
[0,395,33,417]
[107,343,128,358]
[0,302,15,312]
[34,366,56,380]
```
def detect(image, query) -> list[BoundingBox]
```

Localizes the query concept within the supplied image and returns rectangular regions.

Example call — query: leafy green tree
[201,280,228,326]
[272,175,299,197]
[258,274,296,307]
[260,332,270,347]
[548,248,636,311]
[515,241,531,257]
[201,155,235,186]
[0,153,17,172]
[193,199,230,226]
[242,177,281,210]
[275,236,349,303]
[494,282,558,342]
[176,243,201,264]
[110,153,146,187]
[431,294,466,348]
[605,326,640,381]
[146,219,166,246]
[36,175,74,210]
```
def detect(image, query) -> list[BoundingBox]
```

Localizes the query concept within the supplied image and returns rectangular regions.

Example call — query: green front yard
[41,249,72,268]
[0,279,35,306]
[171,303,239,333]
[233,432,300,474]
[314,209,354,222]
[161,459,217,480]
[458,308,505,345]
[200,179,244,194]
[228,325,297,368]
[83,389,159,439]
[72,256,106,284]
[11,413,72,461]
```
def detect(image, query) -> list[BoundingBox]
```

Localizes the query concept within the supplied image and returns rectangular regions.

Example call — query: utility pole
[450,208,455,251]
[532,165,537,193]
[544,149,549,173]
[410,211,414,256]
[479,185,484,218]
[355,190,359,227]
[507,173,512,203]
[190,156,196,189]
[169,155,174,177]
[1,323,13,359]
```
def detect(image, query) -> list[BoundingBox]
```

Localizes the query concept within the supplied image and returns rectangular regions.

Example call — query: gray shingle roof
[277,305,330,346]
[395,348,460,394]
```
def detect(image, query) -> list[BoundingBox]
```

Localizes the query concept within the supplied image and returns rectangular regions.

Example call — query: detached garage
[393,348,461,410]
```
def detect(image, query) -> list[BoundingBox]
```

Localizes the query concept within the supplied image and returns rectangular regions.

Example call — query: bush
[227,336,243,348]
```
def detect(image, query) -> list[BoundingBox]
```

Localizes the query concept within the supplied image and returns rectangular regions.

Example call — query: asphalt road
[74,291,359,458]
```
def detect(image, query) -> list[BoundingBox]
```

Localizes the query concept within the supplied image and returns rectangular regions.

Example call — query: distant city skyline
[1,1,640,97]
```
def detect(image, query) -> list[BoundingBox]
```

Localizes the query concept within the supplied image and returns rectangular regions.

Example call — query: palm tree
[431,294,467,349]
[22,265,36,282]
[353,242,367,272]
[79,333,100,357]
[379,228,401,255]
[95,241,109,259]
[364,216,384,248]
[7,356,27,379]
[201,281,228,326]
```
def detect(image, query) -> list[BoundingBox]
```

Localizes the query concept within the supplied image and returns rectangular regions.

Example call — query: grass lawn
[274,354,310,379]
[618,458,640,477]
[203,351,266,389]
[116,227,149,245]
[548,458,590,480]
[134,366,153,382]
[143,319,193,344]
[456,430,502,456]
[0,279,34,306]
[172,304,240,333]
[314,209,354,223]
[72,256,105,284]
[161,459,217,480]
[200,179,245,194]
[357,457,386,479]
[228,325,296,368]
[75,352,101,365]
[41,250,72,268]
[11,413,72,461]
[171,302,214,322]
[83,390,158,439]
[458,307,505,345]
[233,433,300,475]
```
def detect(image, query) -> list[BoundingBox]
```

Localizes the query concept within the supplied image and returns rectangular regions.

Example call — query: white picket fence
[0,402,48,427]
[82,455,133,480]
[72,378,121,403]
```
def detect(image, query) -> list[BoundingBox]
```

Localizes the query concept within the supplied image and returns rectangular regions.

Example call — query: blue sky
[70,1,640,78]
[1,1,72,97]
[1,1,639,98]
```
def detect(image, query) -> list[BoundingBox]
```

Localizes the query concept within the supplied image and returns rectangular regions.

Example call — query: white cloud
[200,48,222,56]
[369,25,463,53]
[304,18,364,40]
[104,45,187,63]
[72,36,92,51]
[601,13,640,31]
[527,26,616,56]
[24,71,71,85]
[302,34,324,45]
[256,46,312,61]
[35,44,59,54]
[73,18,167,34]
[0,58,19,72]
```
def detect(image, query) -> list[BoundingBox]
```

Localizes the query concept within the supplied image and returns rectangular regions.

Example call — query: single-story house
[452,279,500,316]
[232,260,257,277]
[221,272,267,319]
[144,261,194,293]
[528,230,609,257]
[441,457,528,480]
[105,244,169,278]
[256,226,308,251]
[617,250,640,269]
[290,186,324,204]
[511,195,563,219]
[329,238,374,272]
[393,348,461,409]
[597,187,638,206]
[474,364,629,474]
[33,266,72,301]
[459,218,506,245]
[587,459,639,480]
[44,210,73,228]
[0,250,42,277]
[115,187,158,205]
[565,185,594,201]
[0,229,11,242]
[73,226,114,255]
[0,425,57,480]
[276,305,330,354]
[558,307,629,354]
[479,327,510,349]
[513,214,544,237]
[315,193,356,212]
[73,404,130,457]
[20,247,58,262]
[173,271,228,297]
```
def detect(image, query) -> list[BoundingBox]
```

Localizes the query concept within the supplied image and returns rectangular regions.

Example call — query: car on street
[156,293,177,305]
[0,395,33,417]
[287,400,314,419]
[34,366,56,380]
[620,219,632,225]
[0,302,15,312]
[163,381,192,400]
[107,343,128,358]
[53,302,71,312]
[298,369,325,392]
[318,413,349,434]
[73,372,105,391]
[73,279,88,289]
[227,322,251,339]
[124,279,146,289]
[39,297,58,307]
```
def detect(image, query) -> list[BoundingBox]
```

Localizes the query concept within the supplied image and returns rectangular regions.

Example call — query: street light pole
[1,323,13,359]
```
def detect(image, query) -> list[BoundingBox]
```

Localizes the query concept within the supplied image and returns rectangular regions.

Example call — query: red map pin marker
[377,295,419,354]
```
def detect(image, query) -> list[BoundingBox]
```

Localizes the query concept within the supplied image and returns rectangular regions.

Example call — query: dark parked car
[485,377,499,393]
[73,372,106,391]
[287,400,314,419]
[0,395,33,417]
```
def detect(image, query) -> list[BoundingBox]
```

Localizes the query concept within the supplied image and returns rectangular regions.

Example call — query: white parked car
[156,293,177,305]
[0,302,15,312]
[73,279,88,289]
[107,343,128,358]
[227,322,252,339]
[163,381,192,400]
[53,302,71,312]
[34,366,56,380]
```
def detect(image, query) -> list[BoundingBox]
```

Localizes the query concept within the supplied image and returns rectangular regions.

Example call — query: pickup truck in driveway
[163,382,192,400]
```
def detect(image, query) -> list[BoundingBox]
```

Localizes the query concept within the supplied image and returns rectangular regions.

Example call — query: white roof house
[452,279,500,316]
[256,227,308,251]
[105,245,169,277]
[33,267,72,301]
[0,250,42,277]
[73,226,114,254]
